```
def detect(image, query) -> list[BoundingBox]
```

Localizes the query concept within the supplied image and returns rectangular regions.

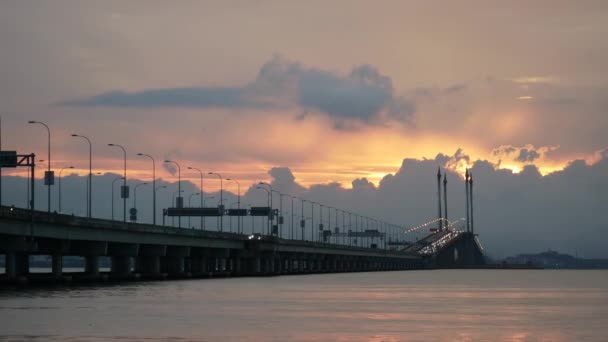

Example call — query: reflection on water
[0,270,607,341]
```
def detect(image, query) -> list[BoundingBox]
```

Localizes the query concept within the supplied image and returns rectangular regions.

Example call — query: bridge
[0,204,483,285]
[0,151,485,285]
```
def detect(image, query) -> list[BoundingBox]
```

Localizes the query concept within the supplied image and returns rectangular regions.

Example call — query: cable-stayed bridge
[0,151,484,285]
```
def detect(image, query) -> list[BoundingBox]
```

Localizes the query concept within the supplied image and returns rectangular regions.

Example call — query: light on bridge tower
[437,167,443,231]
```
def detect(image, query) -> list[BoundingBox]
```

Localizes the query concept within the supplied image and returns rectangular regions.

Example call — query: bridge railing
[0,206,419,255]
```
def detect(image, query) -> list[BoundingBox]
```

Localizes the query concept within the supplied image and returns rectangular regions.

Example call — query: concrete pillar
[189,257,203,274]
[16,254,29,275]
[52,254,63,277]
[138,256,161,274]
[111,256,131,276]
[165,246,190,276]
[165,257,185,275]
[85,256,100,275]
[5,253,16,278]
[254,257,261,274]
[233,257,241,274]
[136,245,166,276]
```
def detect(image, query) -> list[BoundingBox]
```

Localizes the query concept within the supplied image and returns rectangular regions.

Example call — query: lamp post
[171,189,183,227]
[289,195,295,240]
[58,166,74,213]
[108,143,127,222]
[111,176,124,221]
[226,178,240,233]
[273,190,285,238]
[28,120,52,213]
[319,204,324,243]
[137,153,156,225]
[258,182,273,235]
[187,166,204,230]
[165,160,182,228]
[132,182,148,221]
[203,196,215,206]
[299,198,306,241]
[188,192,200,228]
[256,186,271,235]
[310,201,319,242]
[203,194,215,230]
[155,185,167,224]
[208,172,223,231]
[72,134,92,217]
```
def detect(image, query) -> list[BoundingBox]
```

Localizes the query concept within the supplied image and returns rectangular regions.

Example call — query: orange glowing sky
[1,1,607,191]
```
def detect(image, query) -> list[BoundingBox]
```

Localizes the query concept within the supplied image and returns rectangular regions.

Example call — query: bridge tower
[437,167,443,231]
[443,172,448,226]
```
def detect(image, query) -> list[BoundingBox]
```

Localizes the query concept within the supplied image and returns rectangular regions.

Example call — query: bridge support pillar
[164,246,190,277]
[108,243,138,278]
[85,256,100,276]
[51,254,63,278]
[138,257,161,276]
[111,256,131,277]
[254,257,261,274]
[232,256,242,275]
[4,252,29,279]
[136,244,166,278]
[190,256,206,275]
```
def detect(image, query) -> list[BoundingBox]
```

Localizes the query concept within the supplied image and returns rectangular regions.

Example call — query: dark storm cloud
[492,145,547,164]
[64,56,415,126]
[3,151,607,258]
[516,148,541,163]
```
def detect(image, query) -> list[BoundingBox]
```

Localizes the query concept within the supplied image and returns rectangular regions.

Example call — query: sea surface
[0,270,607,341]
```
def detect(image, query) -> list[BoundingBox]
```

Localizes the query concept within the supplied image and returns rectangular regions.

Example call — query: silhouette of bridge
[0,148,484,285]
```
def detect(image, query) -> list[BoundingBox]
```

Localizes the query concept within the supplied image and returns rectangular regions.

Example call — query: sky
[1,1,607,257]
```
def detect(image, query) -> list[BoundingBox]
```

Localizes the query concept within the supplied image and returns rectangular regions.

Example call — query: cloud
[2,150,607,258]
[491,144,557,165]
[65,87,251,108]
[268,166,305,194]
[63,55,415,128]
[516,148,541,163]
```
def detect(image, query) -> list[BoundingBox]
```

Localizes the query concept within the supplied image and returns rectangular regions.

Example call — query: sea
[0,269,607,341]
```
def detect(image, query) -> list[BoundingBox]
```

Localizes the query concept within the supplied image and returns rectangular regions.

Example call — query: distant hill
[503,250,608,269]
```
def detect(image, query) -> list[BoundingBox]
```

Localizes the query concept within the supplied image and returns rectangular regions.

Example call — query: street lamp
[288,195,295,240]
[226,178,240,233]
[165,160,182,228]
[203,195,215,206]
[132,182,148,221]
[137,153,157,225]
[58,166,74,213]
[299,197,306,241]
[275,191,288,239]
[187,166,204,230]
[171,189,184,227]
[71,134,92,218]
[208,172,223,231]
[108,143,127,222]
[258,182,273,235]
[256,186,271,235]
[111,176,124,221]
[310,201,320,242]
[28,120,52,213]
[188,192,200,228]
